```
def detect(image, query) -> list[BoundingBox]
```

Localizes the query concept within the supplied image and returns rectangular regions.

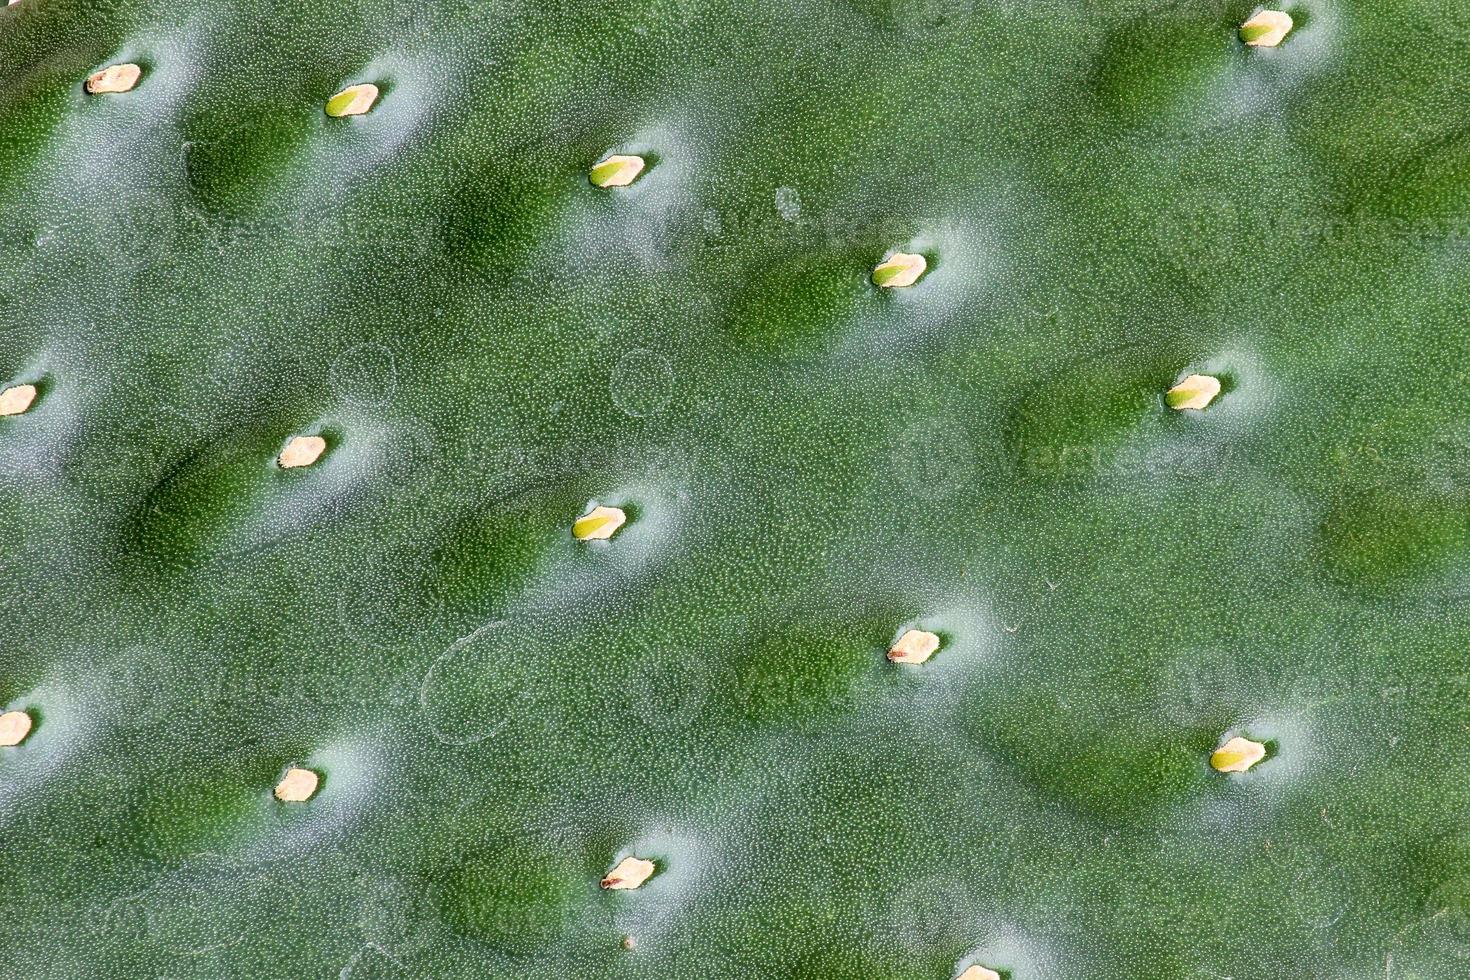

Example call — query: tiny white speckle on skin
[0,710,32,746]
[601,856,656,890]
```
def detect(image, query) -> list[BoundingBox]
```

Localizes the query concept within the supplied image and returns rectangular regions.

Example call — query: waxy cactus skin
[3,0,1469,977]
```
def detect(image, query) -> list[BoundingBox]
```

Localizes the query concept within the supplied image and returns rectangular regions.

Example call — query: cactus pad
[3,0,1470,977]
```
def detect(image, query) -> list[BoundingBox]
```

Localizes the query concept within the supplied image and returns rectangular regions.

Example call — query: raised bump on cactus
[1211,736,1267,773]
[0,383,37,416]
[1165,374,1221,411]
[872,251,927,289]
[326,83,379,118]
[0,710,33,746]
[274,767,319,801]
[887,628,941,664]
[589,154,647,189]
[278,435,327,469]
[601,856,656,890]
[958,966,1002,980]
[573,504,627,541]
[1240,10,1293,47]
[85,63,142,94]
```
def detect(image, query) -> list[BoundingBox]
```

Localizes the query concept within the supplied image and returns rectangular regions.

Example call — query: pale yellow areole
[573,505,627,541]
[0,710,33,746]
[86,63,142,94]
[888,628,941,664]
[326,83,379,118]
[278,435,327,469]
[1211,735,1267,773]
[1241,9,1293,47]
[589,154,646,188]
[872,251,927,288]
[957,966,1002,980]
[601,856,656,890]
[1166,374,1221,411]
[274,767,319,801]
[0,384,37,416]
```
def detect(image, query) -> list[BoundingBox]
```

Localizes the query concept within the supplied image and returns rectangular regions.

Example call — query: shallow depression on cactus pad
[4,0,1470,977]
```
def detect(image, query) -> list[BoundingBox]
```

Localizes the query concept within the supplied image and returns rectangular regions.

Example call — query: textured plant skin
[5,0,1470,977]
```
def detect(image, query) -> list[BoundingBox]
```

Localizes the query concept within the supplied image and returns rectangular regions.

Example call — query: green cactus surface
[5,0,1470,976]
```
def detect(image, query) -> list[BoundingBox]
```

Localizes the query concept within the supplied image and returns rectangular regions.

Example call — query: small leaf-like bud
[274,767,319,801]
[326,83,379,118]
[0,710,33,746]
[958,967,1002,980]
[1240,10,1292,47]
[86,64,142,94]
[888,629,941,664]
[278,435,327,469]
[601,856,656,890]
[1165,374,1221,411]
[590,154,647,188]
[0,383,37,416]
[1210,736,1267,773]
[574,505,627,541]
[872,252,927,288]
